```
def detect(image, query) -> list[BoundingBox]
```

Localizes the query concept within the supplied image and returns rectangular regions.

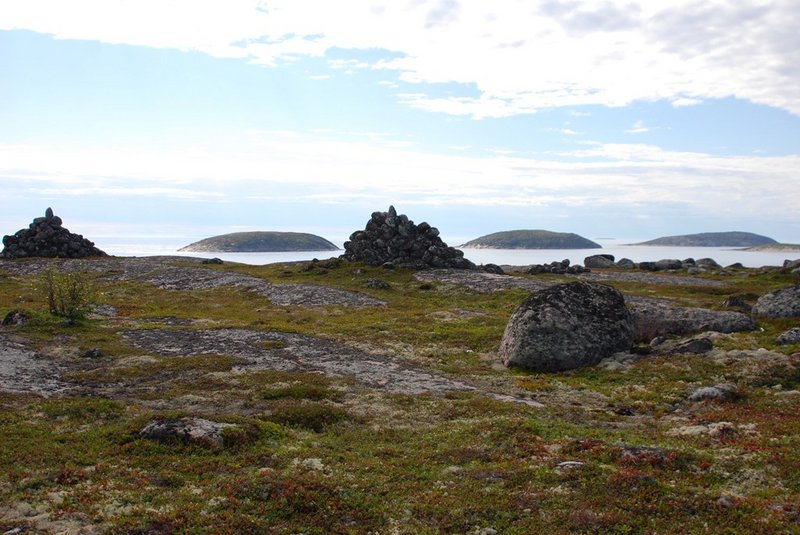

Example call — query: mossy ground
[0,258,798,533]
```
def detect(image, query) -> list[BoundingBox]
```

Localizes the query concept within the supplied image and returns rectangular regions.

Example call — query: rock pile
[2,208,107,259]
[342,206,475,269]
[584,254,723,273]
[527,259,589,274]
[499,281,634,372]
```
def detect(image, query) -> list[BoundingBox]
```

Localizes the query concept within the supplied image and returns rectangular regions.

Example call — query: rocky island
[634,231,777,247]
[461,230,600,249]
[179,231,338,252]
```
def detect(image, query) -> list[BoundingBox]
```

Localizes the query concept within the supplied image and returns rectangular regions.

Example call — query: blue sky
[1,0,799,249]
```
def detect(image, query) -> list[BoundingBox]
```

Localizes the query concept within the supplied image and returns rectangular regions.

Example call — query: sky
[1,0,799,249]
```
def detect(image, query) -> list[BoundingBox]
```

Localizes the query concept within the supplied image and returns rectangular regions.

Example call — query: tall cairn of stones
[2,208,107,259]
[342,206,475,269]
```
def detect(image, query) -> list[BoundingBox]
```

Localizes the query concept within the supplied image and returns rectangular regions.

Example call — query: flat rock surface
[0,333,70,395]
[0,257,385,307]
[120,328,473,395]
[415,268,725,292]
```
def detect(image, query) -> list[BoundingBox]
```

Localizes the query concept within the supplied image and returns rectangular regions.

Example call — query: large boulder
[752,285,800,318]
[342,206,475,269]
[2,208,107,259]
[499,281,633,372]
[584,254,615,268]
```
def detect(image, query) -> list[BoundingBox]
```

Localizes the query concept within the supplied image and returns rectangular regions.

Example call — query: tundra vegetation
[0,256,798,533]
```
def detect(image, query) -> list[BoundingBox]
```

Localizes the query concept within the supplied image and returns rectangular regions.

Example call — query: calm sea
[99,237,799,268]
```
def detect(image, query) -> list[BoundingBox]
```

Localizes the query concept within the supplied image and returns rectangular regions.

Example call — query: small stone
[81,348,103,359]
[556,461,585,469]
[777,327,800,345]
[1,310,29,326]
[688,383,739,402]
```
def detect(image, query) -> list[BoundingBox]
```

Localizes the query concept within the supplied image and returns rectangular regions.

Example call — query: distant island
[634,231,777,247]
[179,232,339,252]
[461,230,601,249]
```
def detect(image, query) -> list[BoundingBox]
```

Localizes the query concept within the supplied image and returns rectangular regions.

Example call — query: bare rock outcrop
[499,281,633,372]
[2,208,107,259]
[342,206,475,269]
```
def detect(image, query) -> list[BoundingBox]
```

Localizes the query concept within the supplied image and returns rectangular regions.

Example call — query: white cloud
[626,120,651,134]
[2,135,798,227]
[2,0,797,117]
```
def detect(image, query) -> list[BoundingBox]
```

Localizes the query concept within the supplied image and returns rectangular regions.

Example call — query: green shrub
[41,265,94,323]
[265,402,349,432]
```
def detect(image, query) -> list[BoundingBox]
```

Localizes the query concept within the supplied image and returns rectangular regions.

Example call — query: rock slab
[499,281,634,372]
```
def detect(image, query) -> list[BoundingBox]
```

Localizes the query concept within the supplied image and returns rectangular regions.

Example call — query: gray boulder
[753,285,800,318]
[616,258,635,269]
[777,327,800,345]
[652,335,714,355]
[655,259,684,270]
[138,417,234,448]
[628,298,755,343]
[499,281,633,372]
[584,254,615,268]
[782,259,800,274]
[696,258,721,268]
[688,383,739,402]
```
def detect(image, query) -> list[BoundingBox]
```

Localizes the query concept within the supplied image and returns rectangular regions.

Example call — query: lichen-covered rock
[138,417,234,447]
[499,281,633,372]
[752,285,800,318]
[688,383,739,402]
[342,206,474,269]
[584,254,615,268]
[628,298,755,343]
[777,327,800,345]
[2,208,106,259]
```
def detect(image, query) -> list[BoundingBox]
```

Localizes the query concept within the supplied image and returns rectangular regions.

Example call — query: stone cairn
[342,206,475,269]
[1,208,107,259]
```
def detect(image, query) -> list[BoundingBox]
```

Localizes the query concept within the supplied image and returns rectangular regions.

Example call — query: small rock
[688,383,739,402]
[1,310,29,326]
[202,257,224,265]
[481,263,504,275]
[364,278,391,290]
[138,417,234,448]
[81,348,103,359]
[777,327,800,345]
[556,461,585,469]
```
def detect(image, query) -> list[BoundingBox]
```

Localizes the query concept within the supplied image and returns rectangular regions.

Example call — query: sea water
[99,237,798,268]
